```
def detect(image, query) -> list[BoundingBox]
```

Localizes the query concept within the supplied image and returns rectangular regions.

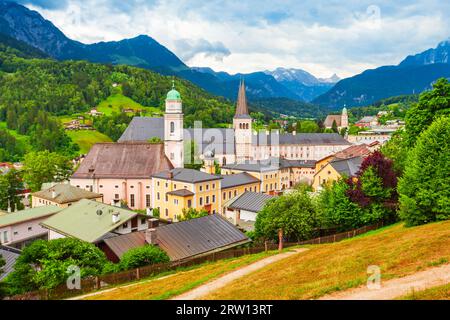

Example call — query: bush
[4,238,110,295]
[255,189,317,242]
[316,179,364,231]
[398,116,450,226]
[119,245,170,271]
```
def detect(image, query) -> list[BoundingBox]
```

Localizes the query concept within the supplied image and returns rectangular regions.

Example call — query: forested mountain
[314,40,450,108]
[314,63,450,108]
[0,36,237,161]
[0,1,333,103]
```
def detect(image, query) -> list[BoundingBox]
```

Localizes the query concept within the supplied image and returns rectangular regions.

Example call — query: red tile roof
[334,144,371,159]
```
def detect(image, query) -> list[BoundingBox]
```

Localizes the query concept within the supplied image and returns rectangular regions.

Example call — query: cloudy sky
[15,0,450,78]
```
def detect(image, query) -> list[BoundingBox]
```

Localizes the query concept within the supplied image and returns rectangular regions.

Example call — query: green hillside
[0,37,236,160]
[66,130,112,155]
[78,221,450,300]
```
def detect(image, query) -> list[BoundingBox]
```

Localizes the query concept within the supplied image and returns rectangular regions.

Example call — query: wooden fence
[7,221,384,300]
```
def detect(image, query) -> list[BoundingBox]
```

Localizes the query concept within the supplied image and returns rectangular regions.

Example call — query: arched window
[239,123,242,129]
[223,157,227,166]
[246,123,249,129]
[170,122,175,133]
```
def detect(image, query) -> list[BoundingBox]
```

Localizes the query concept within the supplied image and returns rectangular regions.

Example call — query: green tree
[118,245,170,271]
[255,190,317,248]
[398,116,450,226]
[316,179,364,231]
[0,169,24,212]
[147,136,162,144]
[404,78,450,147]
[296,120,319,133]
[381,130,409,174]
[331,120,338,133]
[4,238,111,295]
[22,151,73,191]
[180,208,209,221]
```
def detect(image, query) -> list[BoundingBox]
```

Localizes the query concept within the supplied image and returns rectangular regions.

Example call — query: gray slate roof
[223,158,316,173]
[0,246,21,280]
[220,172,260,189]
[222,159,281,173]
[118,118,349,155]
[118,117,164,142]
[153,168,223,183]
[330,156,363,177]
[253,132,351,146]
[157,214,250,261]
[227,191,275,213]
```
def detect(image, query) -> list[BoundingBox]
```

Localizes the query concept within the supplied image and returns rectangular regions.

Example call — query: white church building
[119,81,351,167]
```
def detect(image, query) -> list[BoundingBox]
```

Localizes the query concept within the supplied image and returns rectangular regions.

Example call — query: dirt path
[319,263,450,300]
[172,248,309,300]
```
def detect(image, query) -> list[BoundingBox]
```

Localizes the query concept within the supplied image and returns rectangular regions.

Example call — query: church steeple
[234,80,250,119]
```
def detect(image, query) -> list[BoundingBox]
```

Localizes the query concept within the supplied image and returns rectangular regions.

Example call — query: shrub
[4,238,110,295]
[119,245,170,271]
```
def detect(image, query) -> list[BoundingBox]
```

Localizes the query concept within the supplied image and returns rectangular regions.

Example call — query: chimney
[145,228,158,245]
[112,212,120,224]
[148,218,159,229]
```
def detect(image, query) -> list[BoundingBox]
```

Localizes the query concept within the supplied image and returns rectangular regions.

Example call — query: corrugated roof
[153,168,222,183]
[227,191,274,212]
[220,172,260,189]
[0,206,61,228]
[330,156,363,177]
[103,232,146,259]
[41,199,138,243]
[157,215,250,261]
[72,143,173,179]
[32,184,102,204]
[0,246,21,280]
[103,215,250,261]
[167,189,195,197]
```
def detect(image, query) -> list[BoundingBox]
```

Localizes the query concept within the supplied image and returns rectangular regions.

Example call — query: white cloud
[22,0,450,78]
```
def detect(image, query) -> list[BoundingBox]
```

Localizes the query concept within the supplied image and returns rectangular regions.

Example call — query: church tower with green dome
[164,80,184,168]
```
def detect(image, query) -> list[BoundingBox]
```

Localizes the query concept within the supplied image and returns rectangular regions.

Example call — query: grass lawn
[96,93,162,116]
[205,221,450,300]
[0,121,31,153]
[398,283,450,300]
[67,130,112,154]
[84,250,280,300]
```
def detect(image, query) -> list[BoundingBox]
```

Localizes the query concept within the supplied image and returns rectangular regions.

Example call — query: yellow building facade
[152,169,222,222]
